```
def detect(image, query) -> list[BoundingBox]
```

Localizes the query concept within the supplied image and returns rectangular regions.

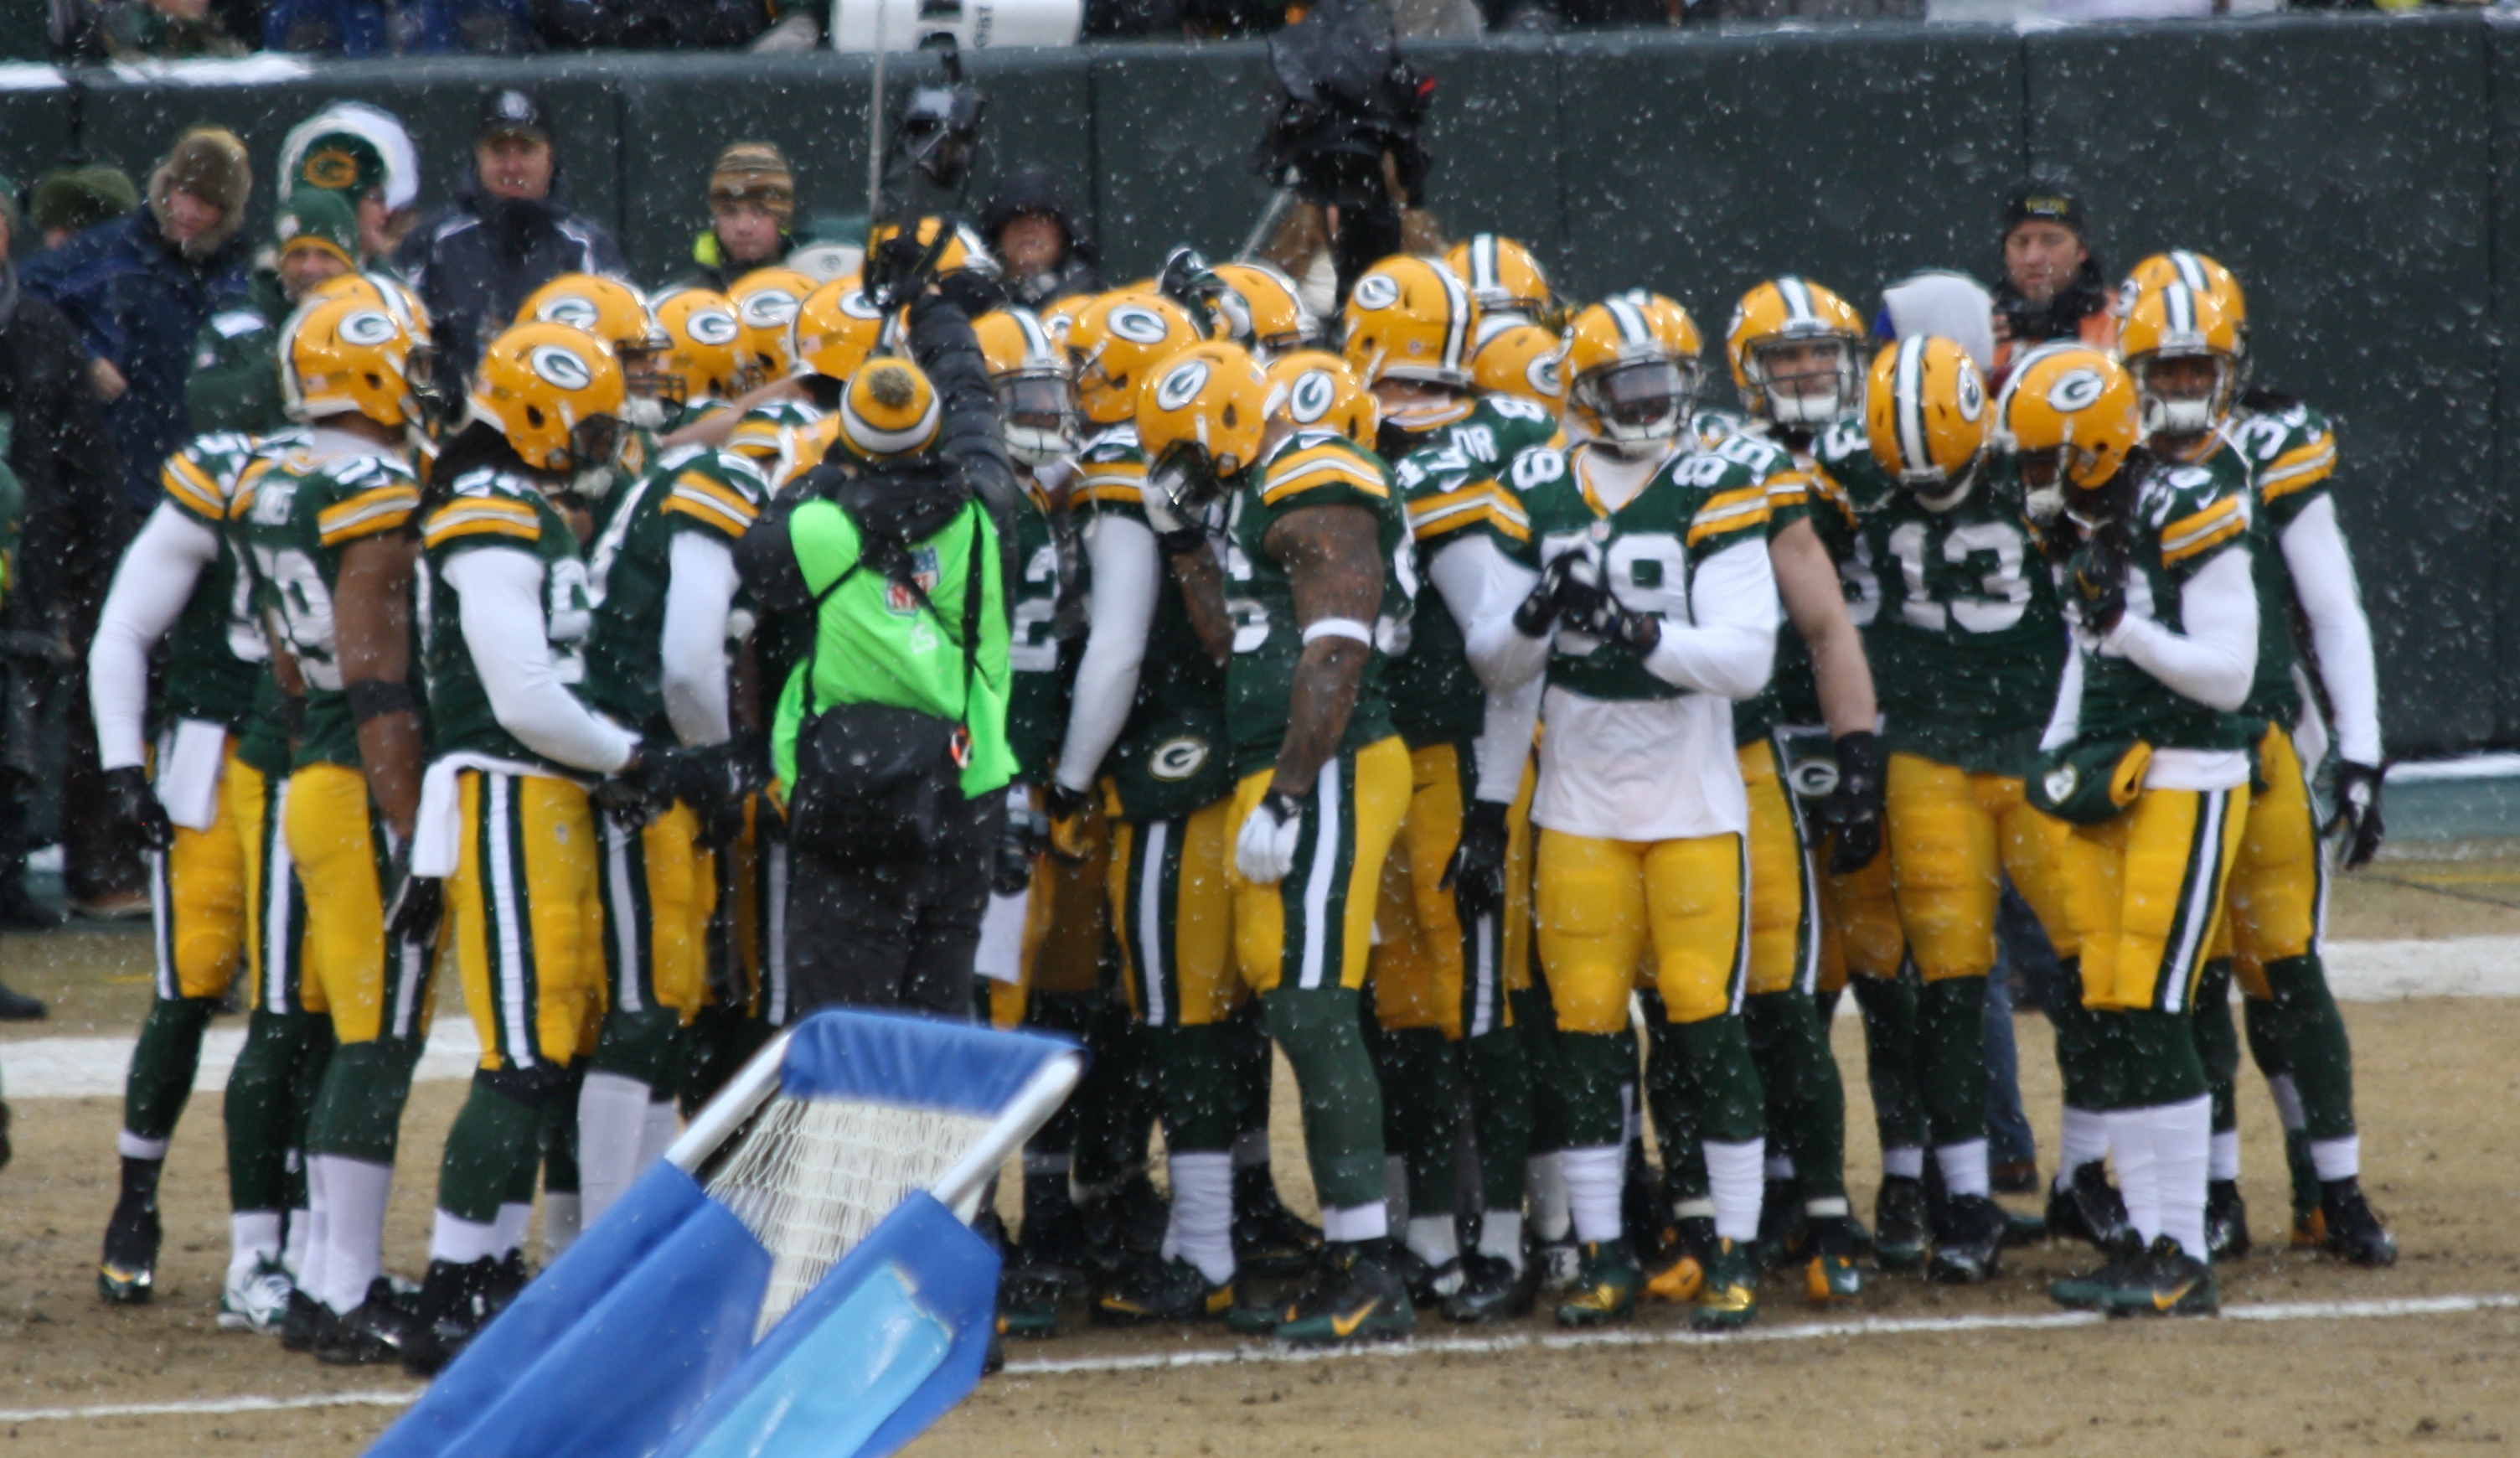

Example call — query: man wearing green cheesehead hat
[183,189,366,436]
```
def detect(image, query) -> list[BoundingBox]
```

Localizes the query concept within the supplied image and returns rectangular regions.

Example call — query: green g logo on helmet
[1154,358,1211,412]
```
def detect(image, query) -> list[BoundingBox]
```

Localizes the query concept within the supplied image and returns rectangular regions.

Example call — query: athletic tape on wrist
[1300,617,1372,646]
[345,679,420,724]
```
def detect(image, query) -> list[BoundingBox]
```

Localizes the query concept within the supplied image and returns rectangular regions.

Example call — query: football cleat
[2001,1208,2050,1248]
[219,1255,297,1334]
[1532,1238,1583,1293]
[97,1195,163,1305]
[1803,1215,1865,1305]
[2321,1179,2399,1268]
[314,1278,419,1366]
[1553,1241,1641,1328]
[1991,1160,2042,1197]
[1231,1174,1325,1280]
[1689,1238,1760,1332]
[1928,1194,2007,1285]
[1756,1180,1805,1273]
[2290,1207,2327,1251]
[1247,1241,1416,1347]
[400,1256,498,1377]
[2045,1161,2130,1251]
[1092,1254,1234,1325]
[2099,1236,2218,1317]
[1391,1247,1464,1305]
[2049,1229,2146,1310]
[2206,1179,2252,1262]
[1441,1253,1537,1324]
[1873,1176,1929,1273]
[1642,1215,1715,1303]
[279,1288,324,1352]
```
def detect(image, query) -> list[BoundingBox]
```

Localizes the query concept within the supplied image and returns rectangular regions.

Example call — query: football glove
[1440,799,1512,921]
[383,840,443,949]
[1512,555,1577,638]
[1555,564,1660,657]
[1044,779,1096,861]
[2326,760,2386,869]
[593,747,676,829]
[1235,788,1307,885]
[1819,730,1885,875]
[679,738,765,848]
[2068,522,2130,635]
[102,767,172,853]
[1139,478,1209,556]
[995,786,1046,896]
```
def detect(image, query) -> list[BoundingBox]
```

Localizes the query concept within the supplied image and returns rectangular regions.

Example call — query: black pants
[786,789,999,1019]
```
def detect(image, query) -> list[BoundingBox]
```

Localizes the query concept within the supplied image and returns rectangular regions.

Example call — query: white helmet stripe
[1779,276,1815,326]
[2172,251,2208,291]
[1605,295,1651,348]
[1474,235,1498,293]
[2167,284,2194,336]
[1896,336,1930,474]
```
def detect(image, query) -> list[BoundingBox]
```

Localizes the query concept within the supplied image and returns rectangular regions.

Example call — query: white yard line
[0,1292,2505,1423]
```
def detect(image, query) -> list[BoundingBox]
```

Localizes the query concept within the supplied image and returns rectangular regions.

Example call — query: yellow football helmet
[468,322,628,475]
[283,292,416,431]
[1470,318,1565,409]
[789,277,895,384]
[1996,344,2140,504]
[974,307,1078,467]
[1264,349,1378,444]
[303,270,432,339]
[1067,291,1203,427]
[1213,261,1323,358]
[2117,282,2243,440]
[1343,255,1478,390]
[1136,341,1271,517]
[1563,296,1692,456]
[651,288,750,406]
[1865,336,1990,510]
[1442,235,1551,323]
[1727,277,1867,427]
[728,266,819,383]
[2117,250,2246,332]
[837,358,942,463]
[520,273,666,359]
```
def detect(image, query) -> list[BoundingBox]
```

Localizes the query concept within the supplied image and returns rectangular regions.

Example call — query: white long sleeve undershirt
[1642,539,1779,700]
[1053,512,1159,794]
[658,532,739,747]
[1428,535,1543,804]
[2103,543,2259,714]
[442,547,638,774]
[90,503,221,771]
[2279,494,2382,766]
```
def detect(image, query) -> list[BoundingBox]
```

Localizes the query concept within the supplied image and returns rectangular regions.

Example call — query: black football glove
[678,737,766,848]
[1556,565,1660,657]
[2326,760,2386,869]
[2068,521,2130,634]
[993,798,1043,897]
[594,745,684,829]
[1513,555,1578,637]
[383,840,444,949]
[1043,780,1095,861]
[102,766,172,853]
[933,266,1005,318]
[1819,730,1885,874]
[1439,799,1512,921]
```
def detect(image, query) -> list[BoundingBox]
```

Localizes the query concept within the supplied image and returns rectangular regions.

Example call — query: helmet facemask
[2133,350,2232,442]
[1903,452,1983,514]
[994,370,1079,468]
[618,344,671,430]
[1578,359,1691,458]
[1750,336,1857,427]
[561,414,628,499]
[1146,439,1233,526]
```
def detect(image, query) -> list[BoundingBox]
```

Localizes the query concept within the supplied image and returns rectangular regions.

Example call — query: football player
[650,287,755,430]
[1139,341,1420,1345]
[1479,296,1782,1331]
[1340,256,1556,1321]
[2117,271,2393,1265]
[1441,234,1554,328]
[1212,261,1325,359]
[2014,346,2255,1318]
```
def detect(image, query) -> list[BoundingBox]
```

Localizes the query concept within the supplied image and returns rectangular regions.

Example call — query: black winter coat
[395,168,627,380]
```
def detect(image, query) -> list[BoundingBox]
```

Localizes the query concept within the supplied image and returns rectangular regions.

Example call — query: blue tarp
[776,1008,1080,1115]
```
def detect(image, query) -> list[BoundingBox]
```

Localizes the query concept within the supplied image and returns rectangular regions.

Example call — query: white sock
[1706,1138,1765,1243]
[1935,1139,1991,1199]
[430,1209,506,1267]
[1672,1197,1715,1222]
[1526,1153,1571,1242]
[1158,1151,1235,1285]
[1406,1214,1460,1269]
[1233,1130,1270,1169]
[2152,1096,2213,1262]
[1319,1202,1388,1243]
[297,1159,330,1298]
[1805,1196,1850,1218]
[1382,1156,1412,1231]
[2265,1073,2306,1132]
[314,1155,395,1316]
[1763,1154,1796,1181]
[118,1130,169,1161]
[1882,1145,1924,1181]
[2054,1105,2107,1193]
[493,1201,534,1258]
[282,1206,313,1283]
[1478,1209,1524,1273]
[576,1071,651,1228]
[1561,1144,1624,1245]
[2210,1129,2242,1181]
[543,1193,582,1263]
[639,1097,679,1173]
[230,1211,283,1280]
[2310,1135,2361,1182]
[2106,1109,2161,1249]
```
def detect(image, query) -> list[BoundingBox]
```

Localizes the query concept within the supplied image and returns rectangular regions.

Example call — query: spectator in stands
[279,102,423,259]
[397,86,627,378]
[682,142,797,292]
[186,190,363,436]
[978,164,1102,313]
[28,166,138,252]
[0,175,127,936]
[1989,176,2114,382]
[57,0,249,59]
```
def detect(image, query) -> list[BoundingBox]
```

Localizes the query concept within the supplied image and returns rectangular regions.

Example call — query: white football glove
[1235,789,1306,885]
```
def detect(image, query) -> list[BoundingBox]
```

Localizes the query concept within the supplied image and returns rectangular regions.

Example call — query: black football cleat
[2099,1236,2218,1317]
[1092,1254,1234,1325]
[400,1257,498,1377]
[1873,1176,1929,1273]
[314,1278,421,1366]
[2206,1179,2252,1262]
[98,1193,163,1305]
[280,1288,325,1352]
[1232,1176,1325,1280]
[1441,1252,1537,1323]
[2321,1178,2399,1268]
[2050,1228,2146,1311]
[2045,1161,2130,1252]
[1928,1194,2006,1285]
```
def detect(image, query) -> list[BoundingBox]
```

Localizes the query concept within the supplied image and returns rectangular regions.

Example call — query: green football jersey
[1224,429,1415,775]
[1510,436,1779,704]
[160,430,292,737]
[1813,421,2066,777]
[2222,401,2341,730]
[1386,396,1557,749]
[581,443,767,737]
[1003,479,1072,782]
[241,440,425,768]
[1075,423,1231,819]
[2068,456,2258,753]
[417,468,600,773]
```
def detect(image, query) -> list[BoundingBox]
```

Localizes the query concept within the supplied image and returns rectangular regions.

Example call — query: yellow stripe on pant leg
[164,742,250,1000]
[2228,723,2321,995]
[1502,758,1536,1005]
[1885,753,2001,984]
[642,802,708,1022]
[286,762,389,1044]
[1174,798,1242,1026]
[1644,833,1747,1025]
[523,777,603,1068]
[1536,830,1648,1035]
[2071,787,2249,1014]
[1371,794,1441,1031]
[1335,737,1416,994]
[1739,742,1809,997]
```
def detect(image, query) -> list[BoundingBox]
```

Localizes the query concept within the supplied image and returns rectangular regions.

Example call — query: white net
[704,1094,997,1336]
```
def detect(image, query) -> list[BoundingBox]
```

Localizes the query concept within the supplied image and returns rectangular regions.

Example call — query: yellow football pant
[1539,829,1746,1031]
[1886,753,2078,983]
[1816,838,1904,995]
[449,769,602,1070]
[286,762,430,1044]
[1110,796,1239,1026]
[229,752,322,1016]
[1739,741,1820,998]
[984,792,1112,1030]
[2211,724,2326,998]
[1371,742,1521,1040]
[2066,784,2250,1015]
[151,741,250,1002]
[1229,736,1412,995]
[596,800,712,1025]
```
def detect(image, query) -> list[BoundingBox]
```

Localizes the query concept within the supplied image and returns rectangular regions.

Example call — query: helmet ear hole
[525,404,546,431]
[1221,401,1238,428]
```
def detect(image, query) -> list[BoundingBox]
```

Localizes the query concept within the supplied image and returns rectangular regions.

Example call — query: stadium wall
[0,9,2502,757]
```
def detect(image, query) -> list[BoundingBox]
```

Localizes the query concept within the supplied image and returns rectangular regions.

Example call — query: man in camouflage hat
[186,189,367,436]
[682,141,796,291]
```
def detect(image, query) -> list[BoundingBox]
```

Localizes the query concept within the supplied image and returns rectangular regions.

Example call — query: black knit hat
[2002,177,2087,240]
